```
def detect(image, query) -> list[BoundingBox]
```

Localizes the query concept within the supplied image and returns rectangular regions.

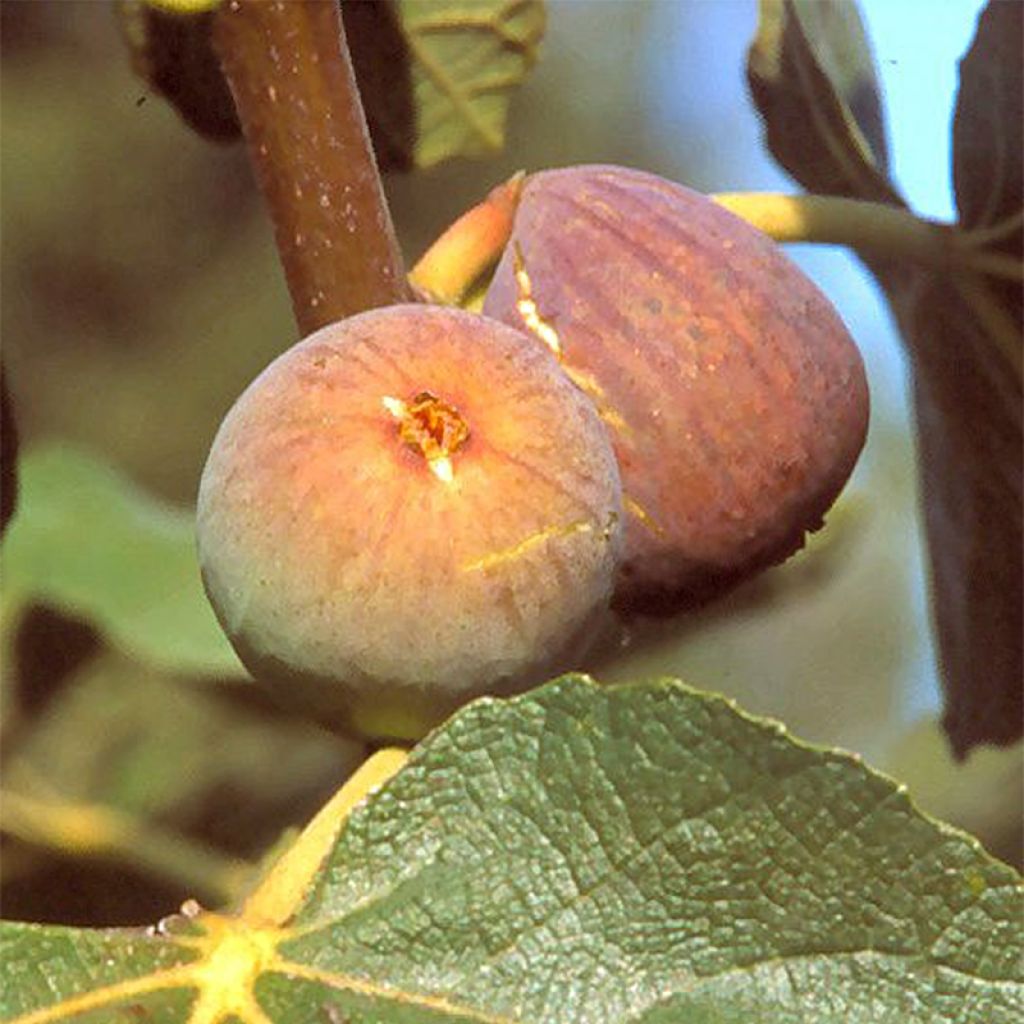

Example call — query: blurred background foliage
[1,0,1019,928]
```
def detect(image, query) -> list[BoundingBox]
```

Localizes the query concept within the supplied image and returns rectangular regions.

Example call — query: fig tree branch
[212,0,410,336]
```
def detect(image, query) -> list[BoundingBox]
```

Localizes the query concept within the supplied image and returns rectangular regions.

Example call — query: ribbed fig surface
[483,164,869,612]
[197,304,623,740]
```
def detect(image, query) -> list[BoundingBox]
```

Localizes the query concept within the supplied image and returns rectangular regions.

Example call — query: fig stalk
[713,192,1024,283]
[212,0,410,335]
[713,193,1022,376]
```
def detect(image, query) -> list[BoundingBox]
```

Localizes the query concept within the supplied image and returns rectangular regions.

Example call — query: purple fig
[483,164,869,613]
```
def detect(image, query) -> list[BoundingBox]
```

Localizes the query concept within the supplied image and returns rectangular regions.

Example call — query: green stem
[712,193,1023,282]
[212,0,410,336]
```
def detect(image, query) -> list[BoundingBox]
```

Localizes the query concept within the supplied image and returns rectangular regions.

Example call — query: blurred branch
[1,788,252,908]
[212,0,410,336]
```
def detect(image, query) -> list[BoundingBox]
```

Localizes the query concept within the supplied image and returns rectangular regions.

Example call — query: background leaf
[3,648,348,834]
[343,0,416,171]
[119,1,241,141]
[926,0,1023,754]
[1,444,239,677]
[747,0,1023,755]
[879,265,1022,756]
[120,0,545,170]
[397,0,546,168]
[952,2,1023,248]
[746,0,898,202]
[4,677,1021,1022]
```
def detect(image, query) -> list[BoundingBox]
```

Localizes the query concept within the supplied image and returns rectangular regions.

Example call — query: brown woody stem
[213,0,410,336]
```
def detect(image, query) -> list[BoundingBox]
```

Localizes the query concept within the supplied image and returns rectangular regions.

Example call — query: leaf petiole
[712,191,1023,282]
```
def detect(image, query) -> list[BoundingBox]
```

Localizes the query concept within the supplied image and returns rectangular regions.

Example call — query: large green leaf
[0,925,197,1024]
[746,0,1023,755]
[121,0,545,170]
[3,677,1021,1022]
[1,444,240,677]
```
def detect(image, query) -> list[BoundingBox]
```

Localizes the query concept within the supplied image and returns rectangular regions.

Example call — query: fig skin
[482,164,869,613]
[196,304,623,740]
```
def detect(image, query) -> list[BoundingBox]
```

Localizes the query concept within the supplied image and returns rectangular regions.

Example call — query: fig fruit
[482,164,869,612]
[197,304,623,740]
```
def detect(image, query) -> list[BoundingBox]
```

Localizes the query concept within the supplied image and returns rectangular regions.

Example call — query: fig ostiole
[197,304,624,740]
[482,164,869,613]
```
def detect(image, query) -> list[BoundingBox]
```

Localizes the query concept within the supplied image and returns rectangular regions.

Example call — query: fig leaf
[953,2,1023,250]
[1,444,240,677]
[747,0,1022,756]
[747,0,898,201]
[119,1,241,141]
[3,677,1021,1022]
[395,0,545,168]
[119,0,545,169]
[925,2,1023,754]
